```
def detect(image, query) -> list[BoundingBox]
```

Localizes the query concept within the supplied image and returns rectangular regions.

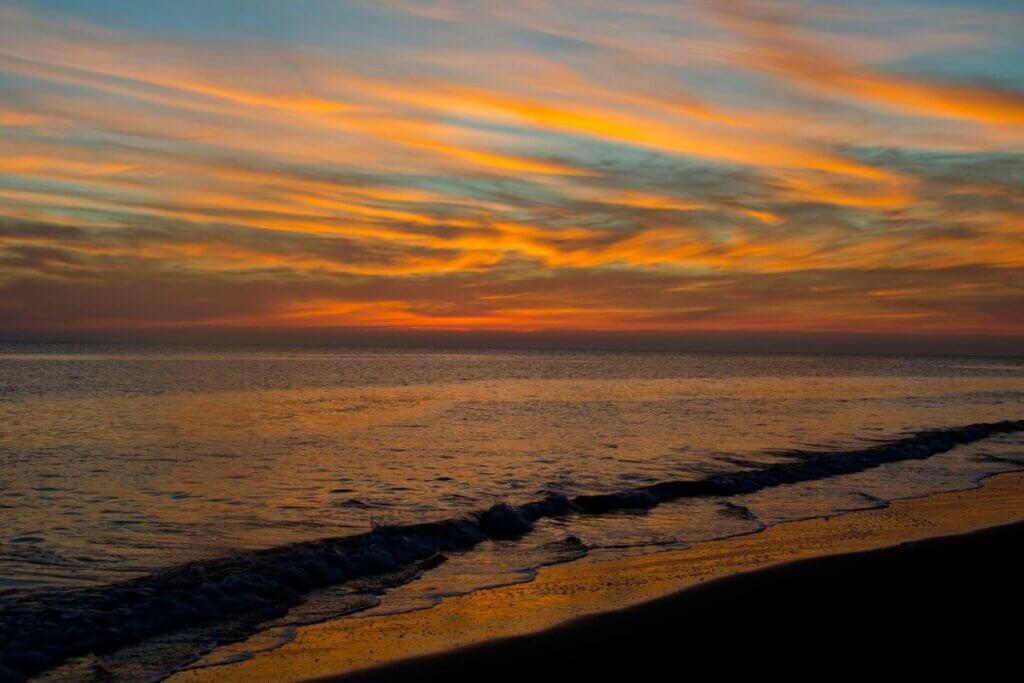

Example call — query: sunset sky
[2,0,1023,348]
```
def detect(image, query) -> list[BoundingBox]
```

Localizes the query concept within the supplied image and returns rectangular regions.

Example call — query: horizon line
[3,327,1023,358]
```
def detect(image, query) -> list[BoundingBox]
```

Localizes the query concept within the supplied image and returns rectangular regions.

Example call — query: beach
[172,471,1024,682]
[3,348,1023,681]
[5,0,1024,679]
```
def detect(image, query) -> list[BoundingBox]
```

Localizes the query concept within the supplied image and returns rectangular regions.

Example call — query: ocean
[2,344,1023,680]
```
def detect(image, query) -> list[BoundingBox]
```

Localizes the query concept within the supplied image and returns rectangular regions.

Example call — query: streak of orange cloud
[2,2,1023,338]
[714,0,1024,126]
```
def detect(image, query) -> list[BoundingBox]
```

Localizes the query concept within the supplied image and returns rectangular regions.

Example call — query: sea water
[2,344,1022,680]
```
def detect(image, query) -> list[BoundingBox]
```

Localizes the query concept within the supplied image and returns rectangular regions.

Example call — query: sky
[1,0,1023,351]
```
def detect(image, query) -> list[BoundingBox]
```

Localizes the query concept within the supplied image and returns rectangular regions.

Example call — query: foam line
[2,420,1021,681]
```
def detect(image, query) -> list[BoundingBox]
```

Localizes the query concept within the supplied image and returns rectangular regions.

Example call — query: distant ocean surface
[2,344,1024,680]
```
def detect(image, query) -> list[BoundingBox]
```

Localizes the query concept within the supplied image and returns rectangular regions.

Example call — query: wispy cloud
[1,1,1022,337]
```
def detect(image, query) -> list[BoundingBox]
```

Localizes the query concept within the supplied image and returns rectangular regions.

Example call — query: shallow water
[1,344,1023,679]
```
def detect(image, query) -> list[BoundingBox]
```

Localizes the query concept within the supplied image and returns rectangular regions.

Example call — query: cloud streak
[1,0,1023,341]
[712,0,1024,126]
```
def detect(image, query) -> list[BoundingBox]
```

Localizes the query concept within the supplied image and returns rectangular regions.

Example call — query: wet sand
[339,519,1024,681]
[172,472,1024,682]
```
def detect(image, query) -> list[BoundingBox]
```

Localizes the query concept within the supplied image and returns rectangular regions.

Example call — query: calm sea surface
[2,344,1023,678]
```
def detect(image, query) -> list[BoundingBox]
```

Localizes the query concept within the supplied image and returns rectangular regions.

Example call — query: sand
[170,472,1024,682]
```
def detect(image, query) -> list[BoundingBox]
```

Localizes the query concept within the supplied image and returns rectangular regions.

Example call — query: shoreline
[171,470,1024,682]
[338,518,1024,681]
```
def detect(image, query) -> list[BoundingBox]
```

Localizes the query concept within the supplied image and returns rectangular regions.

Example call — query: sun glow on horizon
[1,0,1023,339]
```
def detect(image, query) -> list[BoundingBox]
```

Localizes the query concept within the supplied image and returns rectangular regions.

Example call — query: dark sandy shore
[174,474,1024,682]
[334,521,1024,682]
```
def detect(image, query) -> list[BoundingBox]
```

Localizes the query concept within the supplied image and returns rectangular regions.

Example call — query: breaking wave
[2,419,1022,681]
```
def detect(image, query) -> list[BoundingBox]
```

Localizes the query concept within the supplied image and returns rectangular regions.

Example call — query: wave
[2,419,1022,681]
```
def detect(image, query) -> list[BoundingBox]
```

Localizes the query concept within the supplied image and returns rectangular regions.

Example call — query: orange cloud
[2,2,1023,338]
[713,0,1024,126]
